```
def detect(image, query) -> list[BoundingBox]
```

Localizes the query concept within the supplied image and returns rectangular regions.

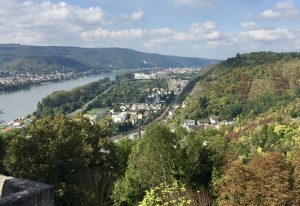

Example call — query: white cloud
[143,20,300,56]
[240,22,259,30]
[207,40,220,48]
[150,28,173,35]
[121,9,145,22]
[261,0,300,19]
[0,0,111,45]
[81,28,146,39]
[174,0,213,7]
[241,28,293,41]
[189,21,217,34]
[261,9,281,18]
[144,21,224,47]
[131,10,144,21]
[276,1,294,10]
[20,1,107,25]
[239,21,294,43]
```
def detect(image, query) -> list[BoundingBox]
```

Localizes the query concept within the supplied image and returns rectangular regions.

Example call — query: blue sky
[0,0,300,59]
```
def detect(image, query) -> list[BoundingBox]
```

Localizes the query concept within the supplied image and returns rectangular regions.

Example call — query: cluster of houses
[110,87,172,125]
[168,67,202,74]
[183,115,234,131]
[2,116,35,132]
[6,118,24,128]
[110,103,157,125]
[0,71,78,88]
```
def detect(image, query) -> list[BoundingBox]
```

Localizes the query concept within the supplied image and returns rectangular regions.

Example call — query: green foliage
[89,80,168,109]
[115,139,136,176]
[4,115,119,206]
[112,124,228,205]
[112,123,179,205]
[229,120,300,160]
[37,78,112,117]
[176,52,300,122]
[222,51,300,68]
[0,130,18,174]
[115,73,135,81]
[177,129,227,188]
[139,181,212,206]
[111,122,134,136]
[139,182,192,206]
[176,69,213,104]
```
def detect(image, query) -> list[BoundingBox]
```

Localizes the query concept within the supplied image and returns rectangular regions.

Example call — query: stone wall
[0,175,54,206]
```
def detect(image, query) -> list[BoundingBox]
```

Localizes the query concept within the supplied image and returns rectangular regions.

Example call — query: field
[86,107,109,115]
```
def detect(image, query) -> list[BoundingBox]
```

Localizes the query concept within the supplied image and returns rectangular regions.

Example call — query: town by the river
[0,73,116,124]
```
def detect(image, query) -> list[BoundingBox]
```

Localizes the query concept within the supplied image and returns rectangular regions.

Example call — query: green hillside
[175,51,300,123]
[0,44,219,73]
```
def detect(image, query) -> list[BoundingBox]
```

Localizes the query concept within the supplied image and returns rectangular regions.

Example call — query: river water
[0,73,116,124]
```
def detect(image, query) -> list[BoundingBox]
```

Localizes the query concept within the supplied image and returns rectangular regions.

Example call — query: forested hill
[176,51,300,122]
[0,44,219,73]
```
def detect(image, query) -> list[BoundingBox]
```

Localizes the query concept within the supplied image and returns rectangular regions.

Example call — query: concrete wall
[0,175,54,206]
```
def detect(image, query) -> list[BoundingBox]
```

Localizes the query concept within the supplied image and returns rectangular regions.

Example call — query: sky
[0,0,300,59]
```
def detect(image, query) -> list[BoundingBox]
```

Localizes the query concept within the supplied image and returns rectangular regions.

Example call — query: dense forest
[1,51,300,205]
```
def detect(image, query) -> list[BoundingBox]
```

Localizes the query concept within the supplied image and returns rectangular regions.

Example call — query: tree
[218,152,293,206]
[176,129,227,189]
[112,123,178,205]
[115,139,136,176]
[4,114,118,206]
[139,182,191,206]
[292,152,300,205]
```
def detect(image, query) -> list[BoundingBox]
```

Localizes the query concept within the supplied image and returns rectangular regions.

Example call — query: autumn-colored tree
[218,152,293,206]
[247,153,293,206]
[218,159,253,206]
[292,152,300,205]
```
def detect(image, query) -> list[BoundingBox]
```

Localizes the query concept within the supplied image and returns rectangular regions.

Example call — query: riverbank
[0,73,117,124]
[0,70,111,93]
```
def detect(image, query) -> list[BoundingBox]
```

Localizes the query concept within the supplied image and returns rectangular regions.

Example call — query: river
[0,73,116,124]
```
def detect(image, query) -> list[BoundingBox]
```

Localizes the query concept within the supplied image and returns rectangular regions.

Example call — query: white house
[209,115,220,125]
[111,112,128,123]
[183,120,197,132]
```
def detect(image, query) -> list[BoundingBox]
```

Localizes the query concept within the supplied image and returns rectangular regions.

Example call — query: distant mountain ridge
[0,44,219,73]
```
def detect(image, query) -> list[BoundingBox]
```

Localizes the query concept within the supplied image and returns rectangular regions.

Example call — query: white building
[134,73,157,80]
[209,115,220,125]
[183,120,197,132]
[111,112,128,123]
[183,120,196,127]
